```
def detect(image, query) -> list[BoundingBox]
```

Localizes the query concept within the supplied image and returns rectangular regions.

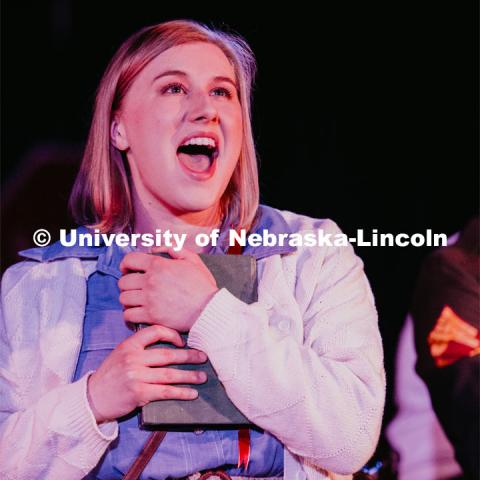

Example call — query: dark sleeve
[411,249,479,479]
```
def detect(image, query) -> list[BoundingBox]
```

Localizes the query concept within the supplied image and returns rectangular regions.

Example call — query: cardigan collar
[19,204,297,279]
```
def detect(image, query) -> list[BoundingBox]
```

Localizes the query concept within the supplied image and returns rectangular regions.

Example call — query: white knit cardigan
[0,210,385,480]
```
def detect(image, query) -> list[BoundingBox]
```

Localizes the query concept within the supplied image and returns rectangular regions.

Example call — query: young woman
[0,20,385,480]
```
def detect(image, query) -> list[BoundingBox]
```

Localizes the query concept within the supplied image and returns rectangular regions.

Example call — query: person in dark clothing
[411,217,479,479]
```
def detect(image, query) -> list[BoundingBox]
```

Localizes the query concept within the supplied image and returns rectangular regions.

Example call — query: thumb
[150,245,185,260]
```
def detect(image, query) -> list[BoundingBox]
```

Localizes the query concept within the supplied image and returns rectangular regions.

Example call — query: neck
[131,187,224,254]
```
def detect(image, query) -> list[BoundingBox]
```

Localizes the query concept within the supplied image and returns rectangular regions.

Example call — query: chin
[176,195,221,215]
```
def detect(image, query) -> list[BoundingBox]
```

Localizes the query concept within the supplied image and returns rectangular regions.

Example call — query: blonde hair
[69,20,259,233]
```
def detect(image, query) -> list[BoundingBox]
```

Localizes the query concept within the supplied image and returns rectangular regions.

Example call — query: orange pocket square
[428,305,480,367]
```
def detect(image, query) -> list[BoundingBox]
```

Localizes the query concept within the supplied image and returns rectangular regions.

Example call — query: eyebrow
[152,70,238,89]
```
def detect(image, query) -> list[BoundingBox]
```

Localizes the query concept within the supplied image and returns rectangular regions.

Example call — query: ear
[110,118,129,151]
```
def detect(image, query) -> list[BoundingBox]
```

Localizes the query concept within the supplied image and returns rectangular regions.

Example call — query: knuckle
[175,350,187,362]
[149,383,165,401]
[146,303,156,318]
[122,352,137,367]
[146,274,158,288]
[159,349,171,364]
[150,324,164,340]
[157,385,169,400]
[151,256,162,267]
[182,388,195,400]
[164,388,178,400]
[129,381,144,398]
[138,390,153,407]
[147,258,159,273]
[190,351,202,362]
[119,291,128,304]
[161,369,174,383]
[116,341,129,354]
[125,366,138,382]
[125,375,141,397]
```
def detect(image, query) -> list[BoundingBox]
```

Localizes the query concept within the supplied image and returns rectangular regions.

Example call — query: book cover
[138,253,258,430]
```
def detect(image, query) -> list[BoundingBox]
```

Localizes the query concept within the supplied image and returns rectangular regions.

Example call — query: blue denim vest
[71,205,293,479]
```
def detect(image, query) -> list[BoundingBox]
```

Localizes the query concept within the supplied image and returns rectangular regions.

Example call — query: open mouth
[177,142,218,175]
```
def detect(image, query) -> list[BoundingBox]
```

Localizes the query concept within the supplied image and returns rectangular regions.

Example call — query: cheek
[125,102,177,151]
[226,107,244,155]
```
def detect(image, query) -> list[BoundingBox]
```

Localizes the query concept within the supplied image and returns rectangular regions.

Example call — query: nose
[185,91,219,124]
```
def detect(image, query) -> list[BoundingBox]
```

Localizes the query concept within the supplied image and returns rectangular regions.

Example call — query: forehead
[142,42,236,81]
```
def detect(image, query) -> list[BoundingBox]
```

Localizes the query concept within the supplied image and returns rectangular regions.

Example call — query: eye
[211,87,233,98]
[162,82,187,95]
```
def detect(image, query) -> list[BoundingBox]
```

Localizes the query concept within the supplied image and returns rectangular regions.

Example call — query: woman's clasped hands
[87,246,218,424]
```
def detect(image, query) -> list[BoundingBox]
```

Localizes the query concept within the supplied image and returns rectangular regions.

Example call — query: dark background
[1,0,478,465]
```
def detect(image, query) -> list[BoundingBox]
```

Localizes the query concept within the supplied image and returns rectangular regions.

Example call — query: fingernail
[198,372,207,382]
[189,390,199,399]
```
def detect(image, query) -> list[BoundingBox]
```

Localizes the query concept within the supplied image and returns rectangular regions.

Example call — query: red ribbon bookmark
[228,229,250,469]
[237,428,251,469]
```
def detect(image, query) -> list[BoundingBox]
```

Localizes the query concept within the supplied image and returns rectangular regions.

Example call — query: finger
[150,246,185,260]
[120,252,153,274]
[144,383,199,401]
[171,246,205,266]
[129,324,185,349]
[182,244,199,257]
[118,272,146,291]
[141,367,207,385]
[143,347,208,366]
[124,307,148,324]
[119,290,146,307]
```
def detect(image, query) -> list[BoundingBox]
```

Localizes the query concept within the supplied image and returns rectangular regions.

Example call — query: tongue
[178,152,211,173]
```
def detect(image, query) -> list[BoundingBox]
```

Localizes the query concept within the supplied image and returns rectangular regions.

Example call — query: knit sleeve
[188,219,385,475]
[0,261,118,480]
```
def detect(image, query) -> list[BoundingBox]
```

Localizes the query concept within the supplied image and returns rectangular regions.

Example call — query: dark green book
[138,253,258,430]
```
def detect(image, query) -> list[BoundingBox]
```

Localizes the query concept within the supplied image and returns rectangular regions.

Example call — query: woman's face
[114,42,243,220]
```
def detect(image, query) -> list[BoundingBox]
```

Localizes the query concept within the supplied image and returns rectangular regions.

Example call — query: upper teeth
[181,137,216,148]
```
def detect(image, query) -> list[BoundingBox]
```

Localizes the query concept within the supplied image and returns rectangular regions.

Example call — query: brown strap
[123,431,167,480]
[124,241,243,480]
[198,470,232,480]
